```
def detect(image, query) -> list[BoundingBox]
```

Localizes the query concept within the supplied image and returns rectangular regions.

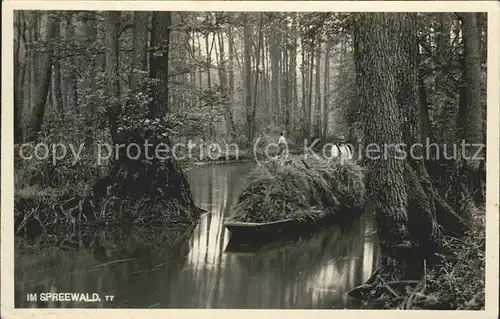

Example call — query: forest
[13,11,486,310]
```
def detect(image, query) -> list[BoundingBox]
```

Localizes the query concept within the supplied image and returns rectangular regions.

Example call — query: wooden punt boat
[224,207,363,247]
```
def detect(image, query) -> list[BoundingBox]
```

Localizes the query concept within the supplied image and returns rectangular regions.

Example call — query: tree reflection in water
[15,163,379,309]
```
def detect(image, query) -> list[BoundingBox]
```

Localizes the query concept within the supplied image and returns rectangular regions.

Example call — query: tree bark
[418,75,431,143]
[354,13,468,284]
[458,13,483,149]
[130,11,149,91]
[269,20,281,125]
[308,46,315,136]
[301,39,307,136]
[355,13,416,279]
[205,31,212,88]
[29,12,39,110]
[290,13,298,132]
[65,15,79,116]
[228,26,235,97]
[150,12,171,118]
[51,17,64,123]
[314,41,322,138]
[81,11,97,143]
[14,11,27,143]
[217,31,236,136]
[323,40,330,139]
[251,14,264,140]
[26,12,56,142]
[287,28,296,134]
[104,11,121,144]
[243,13,254,141]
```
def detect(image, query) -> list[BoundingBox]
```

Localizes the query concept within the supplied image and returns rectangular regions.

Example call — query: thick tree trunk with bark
[418,75,431,144]
[130,11,149,91]
[352,13,469,289]
[14,11,26,143]
[150,12,171,118]
[355,13,419,280]
[459,13,483,149]
[95,11,199,222]
[29,12,39,110]
[26,12,57,142]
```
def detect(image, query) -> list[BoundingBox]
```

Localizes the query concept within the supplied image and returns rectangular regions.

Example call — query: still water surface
[15,163,379,308]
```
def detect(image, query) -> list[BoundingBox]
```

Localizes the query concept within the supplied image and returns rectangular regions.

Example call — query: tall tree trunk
[283,39,289,132]
[29,12,39,110]
[456,13,485,205]
[355,12,423,280]
[323,40,330,139]
[205,32,212,88]
[189,31,197,107]
[100,13,198,217]
[314,42,322,138]
[261,31,270,126]
[130,11,149,90]
[269,22,281,125]
[197,33,203,94]
[458,13,483,151]
[301,39,307,136]
[81,11,97,143]
[353,13,467,285]
[228,26,235,97]
[14,11,27,143]
[26,12,57,142]
[51,17,64,122]
[418,75,431,144]
[308,46,315,136]
[243,13,254,141]
[251,14,264,141]
[287,33,296,134]
[150,12,171,118]
[265,33,272,124]
[290,13,298,132]
[217,31,236,136]
[104,11,121,144]
[65,15,79,117]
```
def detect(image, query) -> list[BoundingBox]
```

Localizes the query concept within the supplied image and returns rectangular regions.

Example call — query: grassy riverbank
[356,204,485,310]
[399,205,485,310]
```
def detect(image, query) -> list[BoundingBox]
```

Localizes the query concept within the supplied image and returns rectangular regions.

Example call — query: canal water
[15,162,380,309]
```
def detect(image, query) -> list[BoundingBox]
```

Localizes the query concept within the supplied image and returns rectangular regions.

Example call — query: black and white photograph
[2,1,499,317]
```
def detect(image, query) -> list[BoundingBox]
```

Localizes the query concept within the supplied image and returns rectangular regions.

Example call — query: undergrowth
[356,204,485,310]
[400,204,485,310]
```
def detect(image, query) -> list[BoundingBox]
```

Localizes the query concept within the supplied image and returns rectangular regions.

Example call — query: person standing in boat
[278,131,288,158]
[331,135,353,162]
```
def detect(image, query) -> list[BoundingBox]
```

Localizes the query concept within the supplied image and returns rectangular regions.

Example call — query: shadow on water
[15,162,380,309]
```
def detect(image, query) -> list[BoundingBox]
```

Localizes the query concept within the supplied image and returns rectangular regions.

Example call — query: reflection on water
[15,163,379,308]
